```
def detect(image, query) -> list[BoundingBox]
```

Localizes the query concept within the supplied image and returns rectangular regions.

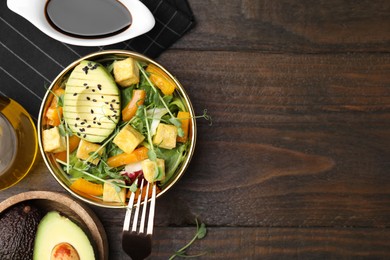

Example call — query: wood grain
[1,0,390,258]
[176,0,390,53]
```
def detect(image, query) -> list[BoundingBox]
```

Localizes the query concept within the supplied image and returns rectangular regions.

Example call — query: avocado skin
[0,203,43,260]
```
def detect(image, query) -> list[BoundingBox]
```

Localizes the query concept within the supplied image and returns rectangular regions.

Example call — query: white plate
[7,0,155,46]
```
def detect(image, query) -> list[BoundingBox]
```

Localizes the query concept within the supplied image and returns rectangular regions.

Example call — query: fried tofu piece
[76,139,104,165]
[113,57,139,87]
[103,179,126,203]
[142,158,165,183]
[153,123,177,149]
[113,125,145,154]
[42,127,66,153]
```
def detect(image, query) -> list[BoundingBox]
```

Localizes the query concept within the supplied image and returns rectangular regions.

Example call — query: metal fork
[122,178,157,260]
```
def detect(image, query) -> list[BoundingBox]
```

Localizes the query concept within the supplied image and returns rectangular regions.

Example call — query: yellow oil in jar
[0,97,37,190]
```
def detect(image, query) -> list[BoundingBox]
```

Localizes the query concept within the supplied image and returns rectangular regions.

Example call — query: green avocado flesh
[64,60,120,143]
[0,203,43,259]
[33,211,95,260]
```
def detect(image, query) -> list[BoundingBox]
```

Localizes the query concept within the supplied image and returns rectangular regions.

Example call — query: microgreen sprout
[169,219,208,259]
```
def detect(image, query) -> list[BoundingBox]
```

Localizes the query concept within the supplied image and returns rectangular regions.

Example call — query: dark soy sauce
[45,0,132,38]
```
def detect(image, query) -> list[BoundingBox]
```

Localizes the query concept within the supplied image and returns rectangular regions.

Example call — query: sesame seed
[93,99,97,102]
[97,84,102,90]
[83,134,87,138]
[87,97,91,101]
[83,83,87,86]
[91,109,94,114]
[76,117,80,120]
[73,93,77,96]
[81,122,85,125]
[97,122,101,125]
[92,89,95,92]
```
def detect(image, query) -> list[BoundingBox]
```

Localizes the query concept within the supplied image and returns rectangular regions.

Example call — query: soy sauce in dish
[45,0,132,38]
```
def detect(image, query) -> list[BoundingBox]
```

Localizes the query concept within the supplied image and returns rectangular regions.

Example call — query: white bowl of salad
[38,50,196,208]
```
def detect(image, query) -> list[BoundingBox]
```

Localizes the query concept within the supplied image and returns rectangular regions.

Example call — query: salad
[41,56,192,205]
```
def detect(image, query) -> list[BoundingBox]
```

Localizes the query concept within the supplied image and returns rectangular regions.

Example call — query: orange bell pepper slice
[176,111,190,143]
[146,64,176,96]
[54,135,81,161]
[107,146,149,168]
[45,88,65,126]
[122,89,146,121]
[70,178,103,196]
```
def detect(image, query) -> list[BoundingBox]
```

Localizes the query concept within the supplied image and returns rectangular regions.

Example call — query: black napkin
[124,0,196,58]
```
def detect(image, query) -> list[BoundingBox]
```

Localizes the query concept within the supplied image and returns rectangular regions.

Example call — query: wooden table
[1,0,390,259]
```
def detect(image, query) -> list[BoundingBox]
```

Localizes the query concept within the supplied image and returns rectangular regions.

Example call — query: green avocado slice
[64,60,120,143]
[33,211,95,260]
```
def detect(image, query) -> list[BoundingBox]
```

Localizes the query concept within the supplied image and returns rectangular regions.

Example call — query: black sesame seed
[82,66,89,74]
[105,102,109,105]
[74,123,78,127]
[86,86,89,89]
[86,97,91,101]
[84,119,87,123]
[97,84,102,90]
[83,83,88,86]
[81,122,85,125]
[83,134,87,138]
[92,89,95,92]
[101,96,104,99]
[116,102,120,104]
[76,117,80,120]
[87,125,91,128]
[91,109,94,114]
[73,93,77,96]
[88,62,92,67]
[93,99,97,102]
[97,122,101,126]
[77,132,81,136]
[80,128,85,132]
[112,99,116,102]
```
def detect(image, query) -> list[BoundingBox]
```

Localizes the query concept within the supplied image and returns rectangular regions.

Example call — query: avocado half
[33,211,95,259]
[63,60,120,143]
[0,203,42,259]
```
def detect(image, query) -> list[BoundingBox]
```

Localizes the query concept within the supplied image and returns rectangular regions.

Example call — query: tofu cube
[153,123,177,149]
[42,127,66,153]
[113,57,139,87]
[113,125,144,154]
[76,139,104,165]
[103,179,126,203]
[142,158,165,183]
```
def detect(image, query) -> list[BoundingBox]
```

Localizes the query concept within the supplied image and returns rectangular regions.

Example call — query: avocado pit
[51,242,80,260]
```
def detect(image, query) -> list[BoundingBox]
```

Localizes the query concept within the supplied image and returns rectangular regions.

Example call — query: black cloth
[127,0,195,58]
[0,0,195,118]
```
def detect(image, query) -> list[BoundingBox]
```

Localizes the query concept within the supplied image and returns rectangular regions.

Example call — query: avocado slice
[0,203,43,259]
[33,211,95,260]
[64,60,120,143]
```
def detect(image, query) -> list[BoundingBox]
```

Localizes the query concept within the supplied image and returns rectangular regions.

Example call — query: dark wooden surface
[1,0,390,259]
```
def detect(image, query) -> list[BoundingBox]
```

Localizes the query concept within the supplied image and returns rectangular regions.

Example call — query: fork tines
[123,178,156,235]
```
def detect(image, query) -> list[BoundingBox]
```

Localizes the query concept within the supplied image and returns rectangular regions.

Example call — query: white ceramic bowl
[7,0,155,46]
